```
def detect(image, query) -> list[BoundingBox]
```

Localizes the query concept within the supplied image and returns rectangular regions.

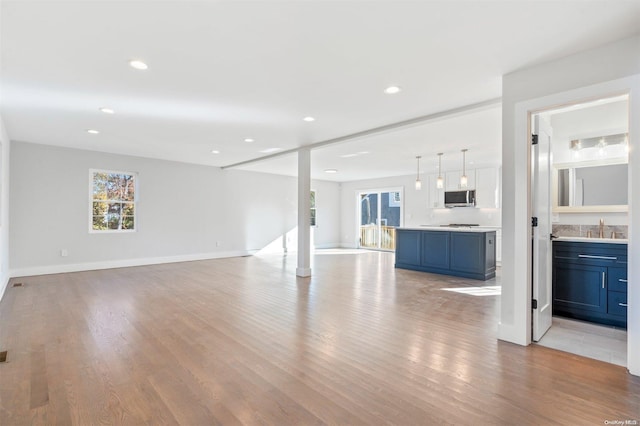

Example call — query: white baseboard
[339,243,358,249]
[497,322,529,346]
[0,271,9,302]
[313,243,342,249]
[9,250,257,279]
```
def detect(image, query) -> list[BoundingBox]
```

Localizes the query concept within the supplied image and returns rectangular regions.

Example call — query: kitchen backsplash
[552,224,628,239]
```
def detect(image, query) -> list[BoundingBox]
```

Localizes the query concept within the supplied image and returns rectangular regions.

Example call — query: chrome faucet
[599,218,605,238]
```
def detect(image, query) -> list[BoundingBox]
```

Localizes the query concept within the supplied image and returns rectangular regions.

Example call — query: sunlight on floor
[441,286,501,296]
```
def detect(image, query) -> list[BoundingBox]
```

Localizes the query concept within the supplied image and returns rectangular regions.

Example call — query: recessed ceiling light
[129,60,148,70]
[99,107,115,114]
[211,150,220,154]
[87,129,99,134]
[244,138,254,143]
[259,147,282,153]
[340,153,358,158]
[303,116,315,122]
[384,86,401,94]
[324,169,338,173]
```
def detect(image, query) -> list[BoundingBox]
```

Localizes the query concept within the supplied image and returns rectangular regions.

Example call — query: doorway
[530,94,629,366]
[358,188,403,251]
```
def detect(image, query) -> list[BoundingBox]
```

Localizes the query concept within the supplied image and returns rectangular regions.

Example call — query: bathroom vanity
[552,238,628,328]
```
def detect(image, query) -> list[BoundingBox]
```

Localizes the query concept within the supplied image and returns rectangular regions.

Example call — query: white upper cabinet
[475,167,501,208]
[445,169,476,191]
[427,174,444,208]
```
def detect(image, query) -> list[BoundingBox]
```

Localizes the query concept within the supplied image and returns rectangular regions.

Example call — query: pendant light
[436,153,444,189]
[460,149,468,188]
[415,156,422,190]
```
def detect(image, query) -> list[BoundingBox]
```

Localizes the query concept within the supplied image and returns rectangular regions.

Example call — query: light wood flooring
[1,249,639,425]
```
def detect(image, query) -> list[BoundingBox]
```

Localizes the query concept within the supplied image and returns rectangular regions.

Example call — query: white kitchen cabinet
[445,170,476,191]
[475,167,500,208]
[427,174,444,208]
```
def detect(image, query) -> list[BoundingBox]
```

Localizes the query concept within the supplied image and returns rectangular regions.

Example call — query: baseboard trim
[313,243,342,249]
[9,250,258,279]
[497,322,529,346]
[0,272,9,302]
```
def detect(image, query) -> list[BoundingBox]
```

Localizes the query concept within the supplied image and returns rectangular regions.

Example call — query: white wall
[312,179,341,248]
[339,173,500,247]
[501,35,640,375]
[0,115,10,298]
[9,142,340,276]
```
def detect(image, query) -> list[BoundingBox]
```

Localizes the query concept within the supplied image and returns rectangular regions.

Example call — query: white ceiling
[2,1,639,182]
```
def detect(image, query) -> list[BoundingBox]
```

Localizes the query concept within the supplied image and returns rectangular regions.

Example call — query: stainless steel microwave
[444,190,476,208]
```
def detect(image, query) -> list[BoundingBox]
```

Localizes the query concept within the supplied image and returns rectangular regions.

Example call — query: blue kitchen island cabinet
[395,228,496,280]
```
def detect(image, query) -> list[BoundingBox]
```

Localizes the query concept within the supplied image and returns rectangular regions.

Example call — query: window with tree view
[91,170,136,231]
[310,190,316,227]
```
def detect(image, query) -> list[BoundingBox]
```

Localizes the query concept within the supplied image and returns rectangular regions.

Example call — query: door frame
[355,186,404,250]
[507,77,636,360]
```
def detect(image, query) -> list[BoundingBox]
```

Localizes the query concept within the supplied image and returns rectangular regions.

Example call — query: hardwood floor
[1,250,638,425]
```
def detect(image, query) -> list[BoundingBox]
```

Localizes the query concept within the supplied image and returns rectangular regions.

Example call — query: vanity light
[570,133,627,151]
[436,153,444,189]
[460,149,468,188]
[415,156,422,191]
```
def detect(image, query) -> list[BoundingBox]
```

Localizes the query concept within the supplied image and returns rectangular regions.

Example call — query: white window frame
[310,189,317,227]
[89,168,138,233]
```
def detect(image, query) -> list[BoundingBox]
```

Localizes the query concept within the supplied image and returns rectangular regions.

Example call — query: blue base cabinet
[395,229,496,280]
[552,241,627,328]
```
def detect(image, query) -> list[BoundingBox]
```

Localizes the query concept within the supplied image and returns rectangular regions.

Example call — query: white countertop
[398,226,497,233]
[554,236,628,244]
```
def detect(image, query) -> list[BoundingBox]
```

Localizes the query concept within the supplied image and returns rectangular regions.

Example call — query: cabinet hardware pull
[618,279,628,283]
[578,254,617,260]
[618,303,628,307]
[602,272,606,289]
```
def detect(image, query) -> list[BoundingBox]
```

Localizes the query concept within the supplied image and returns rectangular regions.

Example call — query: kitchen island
[395,226,496,280]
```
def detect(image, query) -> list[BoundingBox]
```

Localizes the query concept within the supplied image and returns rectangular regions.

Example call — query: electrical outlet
[60,249,68,257]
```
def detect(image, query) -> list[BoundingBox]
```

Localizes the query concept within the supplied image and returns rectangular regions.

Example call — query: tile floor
[536,316,627,366]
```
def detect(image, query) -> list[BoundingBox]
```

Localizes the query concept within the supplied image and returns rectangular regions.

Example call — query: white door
[532,114,553,341]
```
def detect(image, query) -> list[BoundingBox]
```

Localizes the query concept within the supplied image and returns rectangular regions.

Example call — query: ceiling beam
[221,97,501,170]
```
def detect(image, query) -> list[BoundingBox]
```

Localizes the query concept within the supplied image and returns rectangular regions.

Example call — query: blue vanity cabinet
[552,241,627,328]
[395,229,496,280]
[607,266,628,320]
[553,263,607,314]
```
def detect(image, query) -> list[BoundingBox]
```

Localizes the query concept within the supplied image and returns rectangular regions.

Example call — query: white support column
[296,147,312,277]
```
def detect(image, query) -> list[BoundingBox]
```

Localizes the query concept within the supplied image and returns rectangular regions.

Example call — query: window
[90,169,137,232]
[310,190,316,227]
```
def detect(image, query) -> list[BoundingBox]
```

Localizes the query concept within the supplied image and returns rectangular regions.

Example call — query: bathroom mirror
[552,158,628,213]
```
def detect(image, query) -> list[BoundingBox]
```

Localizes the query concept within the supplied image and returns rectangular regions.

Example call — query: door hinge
[532,217,538,227]
[531,134,539,145]
[532,299,538,309]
